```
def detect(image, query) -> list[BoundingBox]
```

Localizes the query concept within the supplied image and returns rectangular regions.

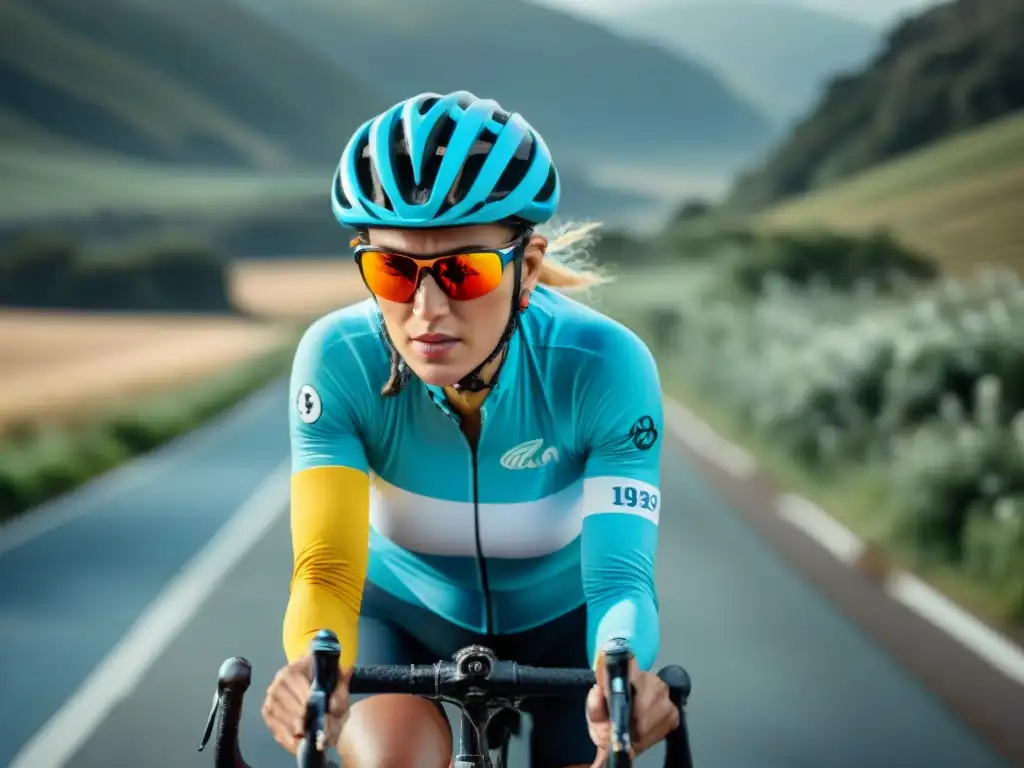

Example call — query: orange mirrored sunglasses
[352,236,524,304]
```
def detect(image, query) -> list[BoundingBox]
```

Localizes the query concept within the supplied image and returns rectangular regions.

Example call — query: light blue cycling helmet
[331,91,560,230]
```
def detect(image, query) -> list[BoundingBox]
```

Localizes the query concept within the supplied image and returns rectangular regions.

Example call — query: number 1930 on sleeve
[583,476,661,522]
[613,484,658,512]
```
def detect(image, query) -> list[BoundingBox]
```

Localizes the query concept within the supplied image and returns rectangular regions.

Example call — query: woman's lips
[411,334,459,360]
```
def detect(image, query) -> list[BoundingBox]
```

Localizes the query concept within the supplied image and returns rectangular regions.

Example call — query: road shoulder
[663,396,1024,766]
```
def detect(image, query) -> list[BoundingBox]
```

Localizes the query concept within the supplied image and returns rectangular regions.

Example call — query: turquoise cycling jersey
[288,283,663,670]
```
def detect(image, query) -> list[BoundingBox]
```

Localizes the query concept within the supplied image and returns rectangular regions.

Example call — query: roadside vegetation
[592,221,1024,638]
[0,342,295,521]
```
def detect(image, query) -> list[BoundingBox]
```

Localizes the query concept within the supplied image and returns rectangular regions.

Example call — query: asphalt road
[0,378,1012,768]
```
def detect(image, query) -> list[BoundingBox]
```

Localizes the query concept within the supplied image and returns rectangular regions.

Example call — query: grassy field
[0,260,365,434]
[759,110,1024,276]
[230,259,365,319]
[0,311,288,434]
[0,145,325,222]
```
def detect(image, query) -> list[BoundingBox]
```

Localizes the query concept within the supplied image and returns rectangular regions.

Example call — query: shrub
[732,229,937,295]
[963,495,1024,619]
[0,229,232,312]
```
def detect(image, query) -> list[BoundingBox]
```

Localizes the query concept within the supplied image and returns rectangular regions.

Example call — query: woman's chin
[408,360,471,388]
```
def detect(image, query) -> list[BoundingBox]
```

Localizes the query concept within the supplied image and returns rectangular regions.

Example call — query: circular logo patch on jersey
[296,384,322,424]
[628,415,658,451]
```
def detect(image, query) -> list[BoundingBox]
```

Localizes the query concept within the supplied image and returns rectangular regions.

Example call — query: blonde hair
[535,220,612,292]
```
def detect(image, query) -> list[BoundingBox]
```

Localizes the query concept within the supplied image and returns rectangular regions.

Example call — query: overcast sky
[529,0,944,27]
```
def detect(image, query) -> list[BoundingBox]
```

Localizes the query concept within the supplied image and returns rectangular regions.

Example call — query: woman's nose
[412,275,450,320]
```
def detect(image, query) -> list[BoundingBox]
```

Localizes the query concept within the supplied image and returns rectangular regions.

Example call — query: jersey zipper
[429,389,493,635]
[468,440,493,635]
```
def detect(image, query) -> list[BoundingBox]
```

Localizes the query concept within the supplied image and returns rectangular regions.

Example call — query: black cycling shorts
[353,582,597,767]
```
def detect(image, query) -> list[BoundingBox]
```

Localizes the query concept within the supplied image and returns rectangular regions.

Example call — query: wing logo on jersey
[500,438,560,470]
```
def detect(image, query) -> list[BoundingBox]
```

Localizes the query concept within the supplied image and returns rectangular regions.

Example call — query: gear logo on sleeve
[296,384,322,424]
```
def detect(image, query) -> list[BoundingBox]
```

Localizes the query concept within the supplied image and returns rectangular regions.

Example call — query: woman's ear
[521,232,548,292]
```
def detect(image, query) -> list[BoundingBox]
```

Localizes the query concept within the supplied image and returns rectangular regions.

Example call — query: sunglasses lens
[435,252,505,301]
[359,251,419,303]
[360,250,507,303]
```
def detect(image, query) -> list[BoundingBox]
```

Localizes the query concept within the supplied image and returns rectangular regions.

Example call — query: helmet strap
[377,312,412,391]
[450,254,524,394]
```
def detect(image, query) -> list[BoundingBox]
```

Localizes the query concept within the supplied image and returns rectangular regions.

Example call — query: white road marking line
[886,571,1024,686]
[662,397,757,479]
[775,493,866,565]
[0,382,283,556]
[8,459,291,768]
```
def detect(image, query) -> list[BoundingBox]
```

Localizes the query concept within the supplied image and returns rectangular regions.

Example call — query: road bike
[199,628,694,767]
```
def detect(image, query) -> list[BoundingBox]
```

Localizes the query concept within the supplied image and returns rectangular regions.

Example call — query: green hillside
[726,0,1024,211]
[606,1,880,125]
[0,0,385,168]
[759,110,1024,275]
[235,0,773,169]
[0,146,326,222]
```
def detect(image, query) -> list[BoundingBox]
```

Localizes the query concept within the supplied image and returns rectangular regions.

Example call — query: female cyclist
[260,91,677,767]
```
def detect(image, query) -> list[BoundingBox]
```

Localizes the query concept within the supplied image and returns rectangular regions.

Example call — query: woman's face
[366,224,546,387]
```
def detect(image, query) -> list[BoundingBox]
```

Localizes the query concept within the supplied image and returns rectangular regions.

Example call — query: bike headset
[331,90,561,395]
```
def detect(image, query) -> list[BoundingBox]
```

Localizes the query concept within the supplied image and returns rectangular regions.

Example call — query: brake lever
[657,664,693,767]
[603,639,634,768]
[198,688,219,753]
[297,629,342,768]
[198,656,253,768]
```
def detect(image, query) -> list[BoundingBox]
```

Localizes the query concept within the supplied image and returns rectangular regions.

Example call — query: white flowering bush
[666,269,1024,461]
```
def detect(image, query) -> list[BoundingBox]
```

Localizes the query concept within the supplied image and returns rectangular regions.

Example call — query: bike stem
[298,631,342,768]
[454,700,491,766]
[603,639,635,768]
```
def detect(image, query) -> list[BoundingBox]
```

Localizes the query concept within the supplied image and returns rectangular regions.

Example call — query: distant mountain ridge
[0,0,385,168]
[601,0,881,126]
[232,0,774,168]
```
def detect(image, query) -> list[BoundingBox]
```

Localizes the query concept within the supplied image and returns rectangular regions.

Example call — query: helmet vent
[537,166,558,203]
[389,117,416,207]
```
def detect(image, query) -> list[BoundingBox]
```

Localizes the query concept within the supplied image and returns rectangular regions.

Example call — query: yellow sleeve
[282,465,370,668]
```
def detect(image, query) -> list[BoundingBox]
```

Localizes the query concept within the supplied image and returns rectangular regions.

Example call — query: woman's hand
[261,654,351,755]
[586,653,679,763]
